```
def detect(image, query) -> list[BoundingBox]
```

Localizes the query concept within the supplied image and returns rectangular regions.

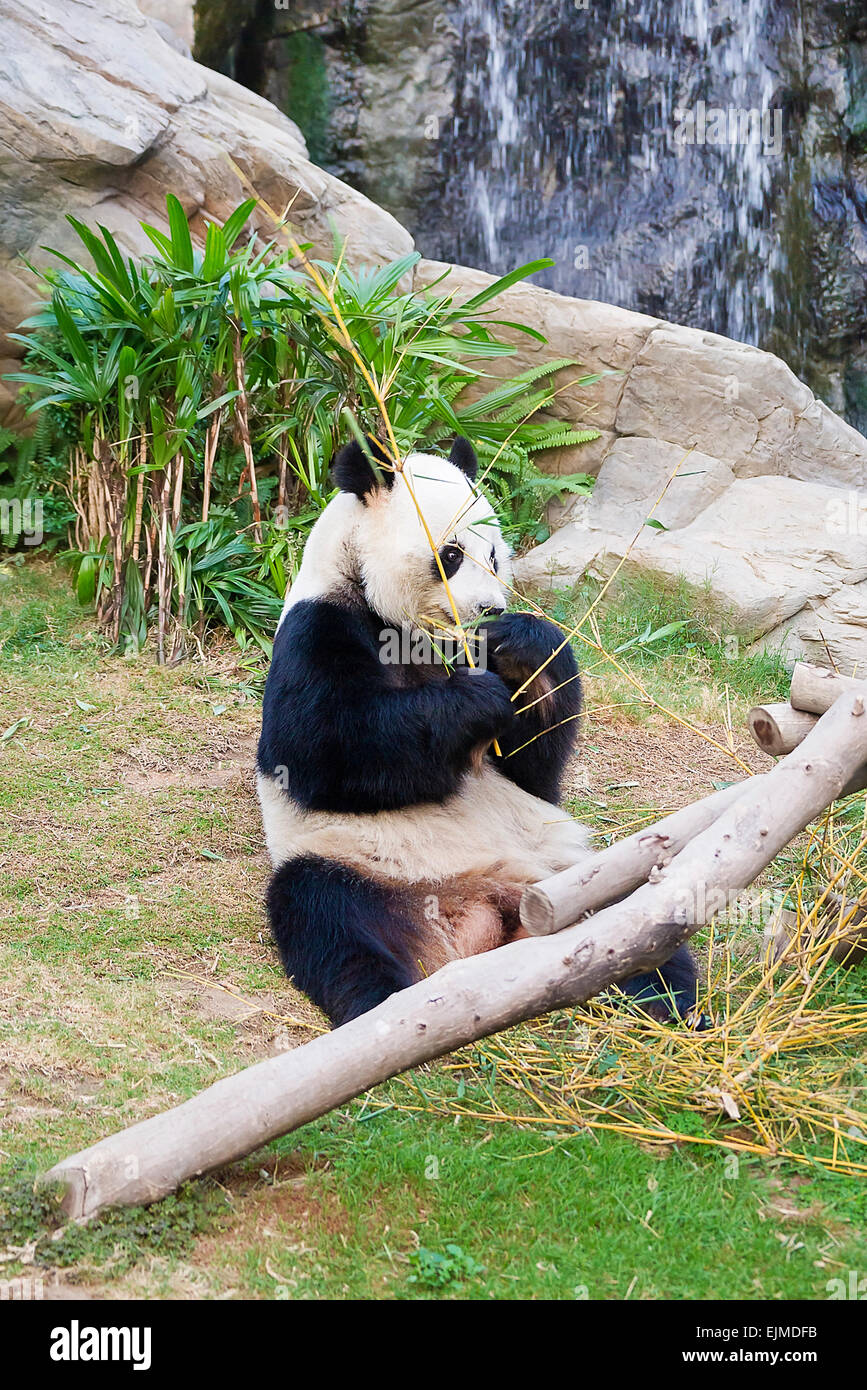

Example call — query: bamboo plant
[7,195,599,659]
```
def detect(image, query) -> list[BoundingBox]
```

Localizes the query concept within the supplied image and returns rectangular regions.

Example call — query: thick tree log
[519,778,753,936]
[765,898,867,969]
[748,701,818,757]
[746,699,867,796]
[790,662,867,716]
[42,692,867,1220]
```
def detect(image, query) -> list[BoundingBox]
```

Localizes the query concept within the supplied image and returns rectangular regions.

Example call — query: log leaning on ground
[43,691,867,1220]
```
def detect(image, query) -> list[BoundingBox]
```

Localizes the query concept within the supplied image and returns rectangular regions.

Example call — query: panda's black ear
[331,437,394,500]
[449,436,478,481]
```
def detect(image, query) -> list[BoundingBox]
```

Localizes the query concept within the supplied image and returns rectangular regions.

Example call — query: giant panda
[256,436,699,1026]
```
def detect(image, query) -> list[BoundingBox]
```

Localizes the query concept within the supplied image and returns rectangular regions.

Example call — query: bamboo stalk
[171,453,184,532]
[232,324,262,543]
[201,411,221,524]
[156,464,172,666]
[131,432,146,566]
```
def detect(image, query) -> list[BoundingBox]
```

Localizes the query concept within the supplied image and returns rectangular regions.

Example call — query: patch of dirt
[572,714,771,810]
[160,971,324,1057]
[118,732,258,792]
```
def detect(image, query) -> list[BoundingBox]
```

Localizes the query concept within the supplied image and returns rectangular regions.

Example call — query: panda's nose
[480,605,505,619]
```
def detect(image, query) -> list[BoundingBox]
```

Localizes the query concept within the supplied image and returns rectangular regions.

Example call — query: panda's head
[329,436,511,629]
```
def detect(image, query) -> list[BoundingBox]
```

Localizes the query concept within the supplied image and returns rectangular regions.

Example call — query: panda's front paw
[484,613,578,695]
[452,665,513,740]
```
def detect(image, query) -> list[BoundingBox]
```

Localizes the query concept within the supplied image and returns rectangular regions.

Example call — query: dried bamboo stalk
[131,432,146,567]
[201,412,221,524]
[233,324,262,543]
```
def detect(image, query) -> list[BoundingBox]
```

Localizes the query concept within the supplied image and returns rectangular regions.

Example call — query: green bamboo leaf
[166,194,194,273]
[221,199,258,248]
[76,554,97,606]
[455,259,555,312]
[202,222,228,281]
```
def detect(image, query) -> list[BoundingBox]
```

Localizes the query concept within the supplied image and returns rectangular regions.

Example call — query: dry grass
[378,796,867,1177]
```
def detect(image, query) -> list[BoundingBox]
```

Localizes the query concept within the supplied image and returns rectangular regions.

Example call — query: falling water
[445,0,789,346]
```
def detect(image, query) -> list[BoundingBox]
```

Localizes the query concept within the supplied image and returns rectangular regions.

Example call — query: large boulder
[515,476,867,670]
[616,325,867,488]
[417,260,867,670]
[0,0,413,420]
[586,438,735,535]
[415,260,867,491]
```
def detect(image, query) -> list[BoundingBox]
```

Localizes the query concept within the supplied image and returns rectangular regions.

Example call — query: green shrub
[6,196,599,657]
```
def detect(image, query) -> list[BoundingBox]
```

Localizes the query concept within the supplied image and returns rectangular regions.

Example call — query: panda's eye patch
[489,546,498,574]
[434,543,463,580]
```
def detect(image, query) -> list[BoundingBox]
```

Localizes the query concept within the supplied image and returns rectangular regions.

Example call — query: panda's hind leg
[617,943,702,1025]
[266,855,424,1027]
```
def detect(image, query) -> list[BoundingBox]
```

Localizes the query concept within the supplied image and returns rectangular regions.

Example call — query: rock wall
[0,0,412,421]
[197,0,867,435]
[413,259,867,672]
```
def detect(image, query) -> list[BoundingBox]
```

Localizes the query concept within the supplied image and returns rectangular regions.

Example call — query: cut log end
[748,701,818,757]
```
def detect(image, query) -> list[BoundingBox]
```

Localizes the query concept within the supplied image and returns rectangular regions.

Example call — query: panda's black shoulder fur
[258,597,515,813]
[258,600,583,813]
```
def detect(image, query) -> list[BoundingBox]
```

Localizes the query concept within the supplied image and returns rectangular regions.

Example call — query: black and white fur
[257,436,698,1026]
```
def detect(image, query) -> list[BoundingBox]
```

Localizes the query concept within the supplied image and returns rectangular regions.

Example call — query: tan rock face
[419,262,867,669]
[516,475,867,662]
[587,438,735,535]
[0,0,413,419]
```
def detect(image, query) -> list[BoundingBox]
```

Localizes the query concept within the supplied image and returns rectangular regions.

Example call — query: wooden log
[765,897,867,968]
[746,699,867,797]
[748,702,818,757]
[42,691,867,1220]
[519,778,753,936]
[790,662,867,716]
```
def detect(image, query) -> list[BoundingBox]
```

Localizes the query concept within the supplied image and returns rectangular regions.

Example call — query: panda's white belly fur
[257,765,590,888]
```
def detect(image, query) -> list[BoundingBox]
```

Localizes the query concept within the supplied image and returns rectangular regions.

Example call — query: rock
[602,477,867,640]
[758,583,867,675]
[415,261,867,492]
[615,325,867,487]
[518,474,867,668]
[587,437,734,535]
[0,0,413,420]
[136,0,194,53]
[512,524,618,592]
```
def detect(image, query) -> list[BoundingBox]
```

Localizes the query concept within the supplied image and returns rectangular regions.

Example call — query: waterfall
[447,0,789,347]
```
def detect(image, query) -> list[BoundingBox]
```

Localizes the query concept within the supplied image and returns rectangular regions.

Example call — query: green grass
[543,573,792,723]
[0,557,864,1300]
[4,1089,862,1300]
